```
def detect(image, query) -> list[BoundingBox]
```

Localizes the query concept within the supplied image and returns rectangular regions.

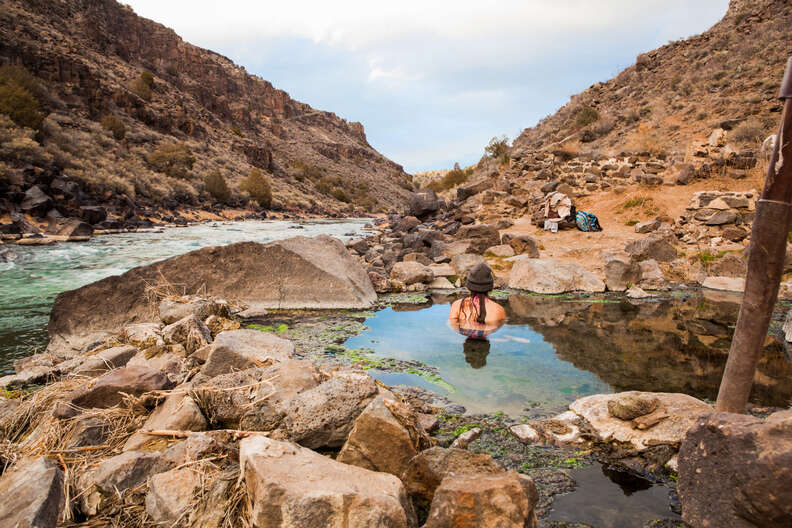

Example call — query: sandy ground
[500,171,764,275]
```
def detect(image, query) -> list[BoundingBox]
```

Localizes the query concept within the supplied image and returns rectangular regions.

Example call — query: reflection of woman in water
[463,338,490,368]
[449,262,506,339]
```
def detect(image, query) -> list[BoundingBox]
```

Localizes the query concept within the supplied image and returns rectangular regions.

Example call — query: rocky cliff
[0,0,412,221]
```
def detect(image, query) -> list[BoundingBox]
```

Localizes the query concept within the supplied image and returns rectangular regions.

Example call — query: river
[0,219,372,373]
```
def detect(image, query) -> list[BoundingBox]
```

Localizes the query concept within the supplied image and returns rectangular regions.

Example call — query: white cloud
[123,0,730,171]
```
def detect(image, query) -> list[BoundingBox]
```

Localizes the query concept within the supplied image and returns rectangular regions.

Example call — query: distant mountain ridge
[0,0,412,218]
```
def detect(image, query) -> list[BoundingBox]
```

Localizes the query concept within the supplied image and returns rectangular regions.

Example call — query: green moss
[453,423,479,437]
[698,250,727,264]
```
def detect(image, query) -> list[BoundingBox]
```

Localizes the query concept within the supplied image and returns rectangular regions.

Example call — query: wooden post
[715,57,792,413]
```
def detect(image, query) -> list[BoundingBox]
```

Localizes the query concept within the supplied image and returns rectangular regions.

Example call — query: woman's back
[449,296,506,325]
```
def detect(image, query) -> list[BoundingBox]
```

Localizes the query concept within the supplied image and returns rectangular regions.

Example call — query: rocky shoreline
[0,231,789,527]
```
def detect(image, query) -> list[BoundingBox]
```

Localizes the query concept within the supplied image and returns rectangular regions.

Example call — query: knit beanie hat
[465,262,494,293]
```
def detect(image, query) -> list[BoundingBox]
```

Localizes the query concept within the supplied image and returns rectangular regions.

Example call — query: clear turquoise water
[345,304,613,416]
[0,219,370,373]
[345,293,792,416]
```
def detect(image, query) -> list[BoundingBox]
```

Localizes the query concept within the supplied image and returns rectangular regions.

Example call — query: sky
[124,0,730,173]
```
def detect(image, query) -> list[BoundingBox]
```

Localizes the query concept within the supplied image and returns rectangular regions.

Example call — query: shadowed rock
[0,457,64,528]
[678,410,792,528]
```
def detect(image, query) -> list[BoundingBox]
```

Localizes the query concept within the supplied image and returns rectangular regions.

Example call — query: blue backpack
[576,211,602,232]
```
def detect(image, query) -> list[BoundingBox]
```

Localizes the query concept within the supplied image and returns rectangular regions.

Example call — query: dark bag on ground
[576,211,602,232]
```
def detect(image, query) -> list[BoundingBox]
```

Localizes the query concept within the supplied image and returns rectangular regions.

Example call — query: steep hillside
[513,0,789,157]
[0,0,412,224]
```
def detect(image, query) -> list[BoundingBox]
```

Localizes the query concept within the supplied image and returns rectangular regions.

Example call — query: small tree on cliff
[485,135,510,161]
[204,170,231,203]
[241,168,272,208]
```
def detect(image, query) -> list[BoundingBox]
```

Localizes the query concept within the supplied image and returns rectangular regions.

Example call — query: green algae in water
[328,345,456,393]
[247,323,289,334]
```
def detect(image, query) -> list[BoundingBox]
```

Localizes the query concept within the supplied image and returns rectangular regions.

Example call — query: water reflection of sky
[344,304,612,416]
[0,219,370,373]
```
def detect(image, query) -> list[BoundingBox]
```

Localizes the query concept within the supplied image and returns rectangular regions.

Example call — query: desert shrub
[168,177,198,204]
[731,118,764,144]
[100,114,126,141]
[204,170,231,203]
[292,160,323,181]
[0,65,43,130]
[625,109,641,124]
[131,71,154,101]
[551,143,579,161]
[427,163,474,192]
[241,168,272,208]
[330,187,351,202]
[146,142,195,179]
[484,135,510,159]
[165,65,178,77]
[230,125,243,137]
[575,106,599,128]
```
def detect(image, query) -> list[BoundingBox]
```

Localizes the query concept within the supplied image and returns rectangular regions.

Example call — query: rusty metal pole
[715,57,792,413]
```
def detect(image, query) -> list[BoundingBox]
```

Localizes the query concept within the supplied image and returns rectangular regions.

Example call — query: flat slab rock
[569,391,712,450]
[240,436,417,527]
[200,329,295,377]
[48,235,376,353]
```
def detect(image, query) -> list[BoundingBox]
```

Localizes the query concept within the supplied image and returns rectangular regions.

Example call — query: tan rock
[145,467,202,523]
[200,329,294,377]
[240,436,417,527]
[570,391,712,450]
[423,471,538,528]
[337,395,430,477]
[400,446,504,503]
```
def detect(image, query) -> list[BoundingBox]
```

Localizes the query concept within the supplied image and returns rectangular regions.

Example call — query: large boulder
[408,190,440,218]
[276,369,379,449]
[0,457,64,528]
[456,223,500,253]
[337,395,430,478]
[193,360,321,431]
[509,258,605,293]
[79,205,107,225]
[48,236,376,353]
[423,472,538,528]
[240,436,417,527]
[456,178,490,201]
[200,329,295,377]
[10,211,40,234]
[678,410,792,528]
[20,185,53,216]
